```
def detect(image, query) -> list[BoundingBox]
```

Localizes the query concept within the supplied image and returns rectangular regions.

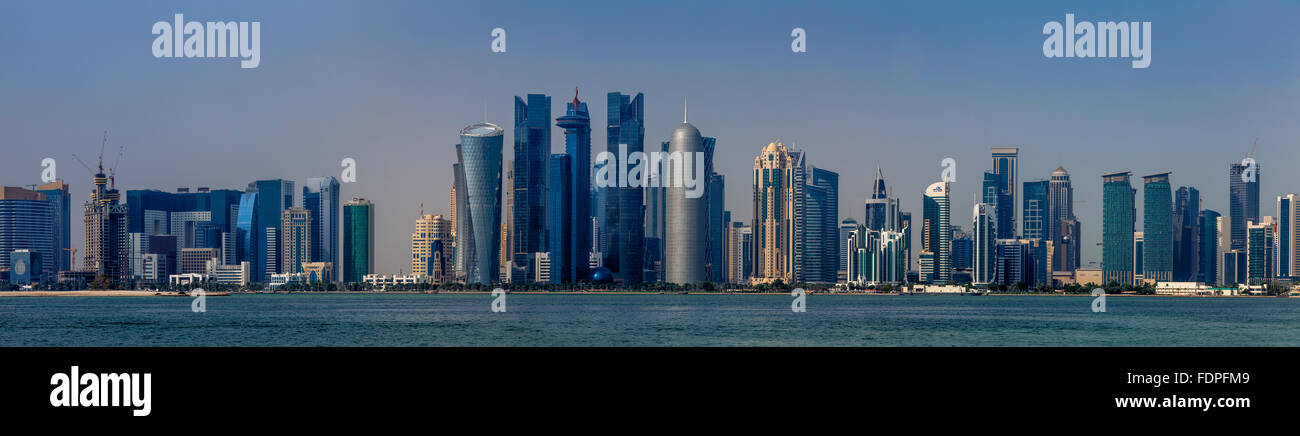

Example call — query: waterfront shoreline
[1,290,1286,298]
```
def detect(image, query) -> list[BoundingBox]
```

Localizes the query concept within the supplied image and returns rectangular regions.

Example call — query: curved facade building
[665,119,705,284]
[458,122,504,284]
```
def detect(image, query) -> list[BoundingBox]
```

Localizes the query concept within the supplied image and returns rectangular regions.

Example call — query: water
[0,294,1296,346]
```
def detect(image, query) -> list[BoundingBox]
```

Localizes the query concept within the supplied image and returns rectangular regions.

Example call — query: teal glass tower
[1142,173,1173,282]
[1102,171,1135,285]
[342,198,373,283]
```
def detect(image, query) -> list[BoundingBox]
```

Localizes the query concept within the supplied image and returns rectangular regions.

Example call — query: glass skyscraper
[665,108,706,284]
[1022,180,1049,240]
[246,179,294,283]
[1200,209,1221,284]
[547,153,573,284]
[342,198,373,283]
[0,187,55,282]
[303,176,340,281]
[456,122,505,285]
[1142,173,1173,282]
[922,182,951,283]
[1102,171,1135,285]
[513,94,551,281]
[1173,186,1200,281]
[604,92,645,284]
[1229,161,1260,250]
[1048,166,1079,273]
[804,167,839,283]
[556,92,592,282]
[36,180,71,273]
[991,148,1018,239]
[1277,194,1298,279]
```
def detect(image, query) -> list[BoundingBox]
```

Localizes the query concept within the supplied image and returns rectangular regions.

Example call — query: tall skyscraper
[1047,166,1079,272]
[83,166,128,281]
[0,187,55,282]
[1277,194,1299,279]
[991,147,1018,239]
[411,213,451,282]
[342,198,373,283]
[303,176,340,281]
[752,140,796,284]
[1173,186,1200,281]
[706,173,726,282]
[605,91,646,284]
[547,153,573,284]
[838,217,858,281]
[35,180,71,273]
[1022,180,1049,240]
[664,104,706,284]
[246,179,294,282]
[1229,161,1260,250]
[1142,173,1173,282]
[981,171,1011,239]
[556,90,593,282]
[922,182,952,283]
[1102,171,1135,286]
[513,94,550,281]
[644,140,670,282]
[1200,209,1221,284]
[801,167,839,283]
[280,207,311,274]
[456,122,505,285]
[863,168,890,231]
[1246,217,1276,282]
[972,202,996,285]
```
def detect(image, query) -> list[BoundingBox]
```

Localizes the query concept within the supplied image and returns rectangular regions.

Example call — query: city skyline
[4,1,1300,276]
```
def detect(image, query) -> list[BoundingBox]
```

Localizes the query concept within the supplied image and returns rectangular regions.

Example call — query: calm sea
[1,294,1296,346]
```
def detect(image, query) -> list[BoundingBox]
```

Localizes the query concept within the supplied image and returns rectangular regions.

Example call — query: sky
[2,0,1299,275]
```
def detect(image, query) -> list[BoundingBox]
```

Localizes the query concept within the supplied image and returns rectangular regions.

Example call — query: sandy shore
[0,290,225,297]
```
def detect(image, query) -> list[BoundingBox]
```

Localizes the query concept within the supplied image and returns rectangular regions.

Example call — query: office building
[752,140,796,284]
[1142,173,1173,282]
[664,104,707,284]
[991,148,1018,239]
[36,180,72,273]
[303,176,340,281]
[245,179,294,282]
[604,91,646,284]
[1102,171,1135,285]
[1022,180,1049,240]
[1173,187,1200,281]
[1048,166,1080,273]
[456,122,505,284]
[556,91,593,283]
[1277,194,1299,279]
[922,182,951,283]
[0,187,55,283]
[513,94,551,282]
[547,154,574,284]
[280,207,311,274]
[411,214,451,282]
[972,203,996,285]
[1229,161,1260,250]
[342,198,374,283]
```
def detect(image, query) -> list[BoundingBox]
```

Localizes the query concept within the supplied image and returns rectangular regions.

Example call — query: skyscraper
[664,104,706,284]
[303,176,340,281]
[922,182,952,283]
[280,206,311,274]
[752,140,796,284]
[1142,173,1173,282]
[605,91,646,284]
[863,168,890,231]
[1102,171,1135,286]
[1229,161,1260,251]
[36,180,71,273]
[1047,166,1080,272]
[1173,187,1200,281]
[513,94,550,281]
[1022,180,1049,240]
[342,198,373,283]
[547,153,573,284]
[1246,217,1276,282]
[556,90,593,282]
[972,202,996,285]
[981,171,1011,240]
[456,122,505,285]
[838,217,858,281]
[411,213,451,282]
[803,167,839,283]
[83,166,128,281]
[991,147,1018,239]
[1200,209,1221,284]
[246,179,294,282]
[0,187,55,283]
[1277,194,1298,279]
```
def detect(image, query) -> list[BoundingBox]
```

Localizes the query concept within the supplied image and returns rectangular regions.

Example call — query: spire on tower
[683,98,688,123]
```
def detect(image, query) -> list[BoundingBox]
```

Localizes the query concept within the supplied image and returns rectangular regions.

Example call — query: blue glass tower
[0,187,54,282]
[303,176,341,281]
[1022,180,1049,240]
[457,122,505,285]
[36,181,71,273]
[1200,209,1220,284]
[804,167,839,283]
[1173,186,1200,281]
[1143,173,1173,282]
[513,94,551,280]
[556,91,592,282]
[547,153,573,284]
[1102,171,1135,285]
[604,92,645,284]
[246,179,294,283]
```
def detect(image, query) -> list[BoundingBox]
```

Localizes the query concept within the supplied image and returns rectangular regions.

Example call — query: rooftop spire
[683,98,688,123]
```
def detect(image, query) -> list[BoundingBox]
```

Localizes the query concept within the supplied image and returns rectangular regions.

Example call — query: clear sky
[3,0,1299,274]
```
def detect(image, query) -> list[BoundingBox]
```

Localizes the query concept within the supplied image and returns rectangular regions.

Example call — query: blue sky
[3,0,1299,274]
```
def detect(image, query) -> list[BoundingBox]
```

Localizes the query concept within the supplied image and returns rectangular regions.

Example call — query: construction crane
[1248,137,1258,160]
[108,141,125,189]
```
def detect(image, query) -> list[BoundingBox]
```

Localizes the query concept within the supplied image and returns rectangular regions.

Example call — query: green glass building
[1102,172,1134,285]
[343,198,374,283]
[1142,173,1173,282]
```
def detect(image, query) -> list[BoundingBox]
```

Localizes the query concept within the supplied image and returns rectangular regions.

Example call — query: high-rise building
[246,179,294,282]
[982,171,1011,239]
[9,249,42,285]
[1142,173,1173,282]
[1246,217,1276,282]
[280,207,311,274]
[1102,171,1135,286]
[1173,186,1200,281]
[951,226,972,271]
[456,122,505,285]
[845,224,907,285]
[1134,231,1145,281]
[83,168,128,281]
[547,154,573,284]
[513,94,550,281]
[972,203,996,285]
[752,140,796,284]
[1200,209,1221,284]
[838,218,858,281]
[1277,194,1299,279]
[706,173,727,283]
[1229,161,1260,251]
[728,221,751,283]
[664,104,706,284]
[1022,180,1049,240]
[1048,166,1080,273]
[556,90,593,283]
[0,187,55,282]
[991,147,1019,239]
[994,239,1027,286]
[922,182,951,283]
[802,167,839,283]
[863,168,890,230]
[179,247,219,275]
[303,176,340,281]
[342,198,374,283]
[643,140,669,282]
[411,214,451,282]
[605,91,646,284]
[36,180,71,273]
[501,163,513,280]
